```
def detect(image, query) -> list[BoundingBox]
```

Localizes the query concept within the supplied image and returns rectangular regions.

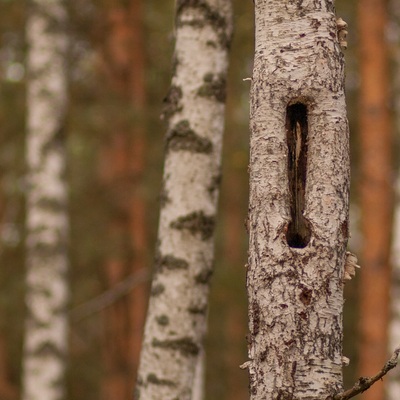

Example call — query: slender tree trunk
[98,2,148,398]
[0,190,17,400]
[135,1,233,399]
[245,1,349,398]
[22,1,69,399]
[224,136,248,400]
[357,1,393,399]
[0,334,17,400]
[127,0,148,387]
[388,2,400,398]
[389,179,400,399]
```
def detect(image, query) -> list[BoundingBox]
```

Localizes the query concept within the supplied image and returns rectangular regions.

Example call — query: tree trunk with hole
[135,1,233,399]
[357,0,392,399]
[22,1,69,399]
[245,1,350,398]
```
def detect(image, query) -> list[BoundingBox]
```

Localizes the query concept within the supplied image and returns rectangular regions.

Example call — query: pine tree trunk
[388,2,400,398]
[357,1,392,399]
[98,2,148,398]
[245,1,349,398]
[135,1,233,399]
[389,178,400,399]
[0,334,17,400]
[22,1,69,400]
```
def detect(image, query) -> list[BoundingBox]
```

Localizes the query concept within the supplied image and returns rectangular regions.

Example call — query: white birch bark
[135,1,232,399]
[22,1,69,400]
[245,1,349,398]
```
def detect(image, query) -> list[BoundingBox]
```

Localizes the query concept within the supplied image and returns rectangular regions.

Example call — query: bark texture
[135,1,233,399]
[246,1,349,398]
[22,1,69,400]
[357,1,392,399]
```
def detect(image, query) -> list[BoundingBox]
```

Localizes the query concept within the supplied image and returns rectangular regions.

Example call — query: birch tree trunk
[135,1,232,399]
[357,1,392,399]
[245,1,349,398]
[22,1,69,399]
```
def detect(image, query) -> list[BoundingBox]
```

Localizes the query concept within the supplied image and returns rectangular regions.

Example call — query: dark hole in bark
[286,103,311,248]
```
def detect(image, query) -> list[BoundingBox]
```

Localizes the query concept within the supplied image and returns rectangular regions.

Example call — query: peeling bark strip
[246,1,349,399]
[22,1,69,400]
[136,1,233,399]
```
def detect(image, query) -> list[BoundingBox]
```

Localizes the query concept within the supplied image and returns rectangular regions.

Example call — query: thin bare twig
[69,268,150,323]
[333,347,400,400]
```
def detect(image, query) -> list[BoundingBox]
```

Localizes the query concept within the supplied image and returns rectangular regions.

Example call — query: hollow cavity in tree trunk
[286,103,311,249]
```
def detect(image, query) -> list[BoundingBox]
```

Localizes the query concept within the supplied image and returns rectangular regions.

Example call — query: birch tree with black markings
[135,1,232,399]
[22,1,69,400]
[244,1,350,398]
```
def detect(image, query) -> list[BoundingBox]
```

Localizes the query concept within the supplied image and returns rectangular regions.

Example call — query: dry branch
[70,268,150,322]
[333,347,400,400]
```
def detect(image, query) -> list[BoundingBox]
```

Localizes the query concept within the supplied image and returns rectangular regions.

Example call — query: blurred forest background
[0,0,398,399]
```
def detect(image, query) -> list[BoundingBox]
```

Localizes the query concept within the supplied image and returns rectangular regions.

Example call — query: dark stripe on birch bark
[152,337,200,357]
[166,120,213,154]
[170,210,215,240]
[197,73,227,102]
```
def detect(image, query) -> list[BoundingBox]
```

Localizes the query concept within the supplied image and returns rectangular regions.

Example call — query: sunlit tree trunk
[358,1,393,399]
[245,1,349,398]
[22,1,69,399]
[98,1,148,399]
[135,0,233,399]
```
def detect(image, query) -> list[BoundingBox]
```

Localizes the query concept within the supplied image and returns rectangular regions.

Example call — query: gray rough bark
[22,1,69,400]
[135,1,233,399]
[245,1,350,399]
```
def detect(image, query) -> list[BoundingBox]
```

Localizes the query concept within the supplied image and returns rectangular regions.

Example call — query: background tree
[94,1,148,398]
[245,1,350,398]
[0,2,27,399]
[357,0,393,399]
[388,0,400,397]
[22,0,69,399]
[135,0,233,398]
